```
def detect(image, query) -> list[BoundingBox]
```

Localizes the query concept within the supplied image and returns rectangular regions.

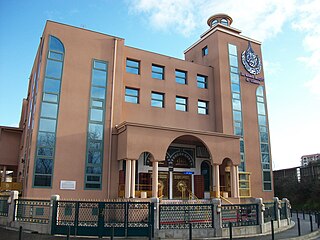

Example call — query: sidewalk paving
[0,212,319,240]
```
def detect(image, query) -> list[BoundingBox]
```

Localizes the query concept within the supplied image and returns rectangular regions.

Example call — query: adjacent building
[301,153,320,167]
[0,14,274,201]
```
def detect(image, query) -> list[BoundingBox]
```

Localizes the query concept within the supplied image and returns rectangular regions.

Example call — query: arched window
[256,86,272,191]
[201,161,211,191]
[221,18,228,26]
[33,36,65,187]
[211,19,218,26]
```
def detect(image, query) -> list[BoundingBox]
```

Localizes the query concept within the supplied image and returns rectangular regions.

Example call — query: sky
[0,0,319,170]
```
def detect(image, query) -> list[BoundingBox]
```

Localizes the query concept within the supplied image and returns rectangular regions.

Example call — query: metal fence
[159,203,214,229]
[0,196,9,217]
[264,202,276,222]
[15,199,51,224]
[280,201,287,220]
[52,201,153,237]
[222,204,259,228]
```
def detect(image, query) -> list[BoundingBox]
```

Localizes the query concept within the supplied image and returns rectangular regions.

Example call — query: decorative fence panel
[15,199,51,224]
[264,202,276,222]
[222,204,259,228]
[0,197,9,217]
[159,204,214,229]
[51,201,153,237]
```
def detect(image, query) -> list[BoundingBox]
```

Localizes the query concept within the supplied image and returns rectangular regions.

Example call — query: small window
[221,18,228,26]
[152,64,164,80]
[126,59,140,74]
[197,75,207,88]
[211,19,218,26]
[176,96,187,111]
[151,92,164,108]
[202,46,208,56]
[198,100,208,115]
[175,70,187,84]
[125,87,139,104]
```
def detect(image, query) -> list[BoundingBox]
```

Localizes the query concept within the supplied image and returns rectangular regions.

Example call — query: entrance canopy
[116,122,241,165]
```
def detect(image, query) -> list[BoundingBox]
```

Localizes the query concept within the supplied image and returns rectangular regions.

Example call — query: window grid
[175,70,187,84]
[152,64,164,80]
[198,100,208,115]
[126,59,140,75]
[125,87,139,104]
[85,60,108,189]
[33,36,64,187]
[151,92,164,108]
[256,86,272,191]
[228,43,246,172]
[176,96,188,112]
[202,46,208,56]
[197,75,208,89]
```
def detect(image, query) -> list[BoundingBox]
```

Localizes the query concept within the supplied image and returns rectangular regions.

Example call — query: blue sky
[0,0,319,170]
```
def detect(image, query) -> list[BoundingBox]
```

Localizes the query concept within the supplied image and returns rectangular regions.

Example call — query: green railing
[264,201,276,222]
[0,197,9,217]
[15,199,51,224]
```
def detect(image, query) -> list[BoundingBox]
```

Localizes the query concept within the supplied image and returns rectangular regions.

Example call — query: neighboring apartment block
[301,153,320,167]
[0,14,274,201]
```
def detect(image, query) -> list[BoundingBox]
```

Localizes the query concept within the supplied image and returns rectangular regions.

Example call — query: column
[230,165,239,198]
[152,161,158,198]
[213,164,220,198]
[169,171,173,199]
[1,166,7,182]
[131,160,136,198]
[125,159,132,198]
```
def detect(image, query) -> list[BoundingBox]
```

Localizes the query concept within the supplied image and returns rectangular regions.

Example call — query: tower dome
[207,14,233,28]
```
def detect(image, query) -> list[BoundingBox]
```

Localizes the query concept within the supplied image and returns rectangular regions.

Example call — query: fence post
[271,220,275,240]
[310,215,313,232]
[151,197,159,231]
[7,190,19,227]
[189,222,192,240]
[297,217,301,236]
[211,198,222,237]
[273,197,281,228]
[48,194,60,235]
[254,198,264,233]
[282,198,291,225]
[229,222,232,239]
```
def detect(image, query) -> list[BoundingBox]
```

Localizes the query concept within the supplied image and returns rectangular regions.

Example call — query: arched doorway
[220,158,232,198]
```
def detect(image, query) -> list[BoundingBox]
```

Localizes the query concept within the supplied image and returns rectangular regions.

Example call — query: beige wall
[0,127,22,167]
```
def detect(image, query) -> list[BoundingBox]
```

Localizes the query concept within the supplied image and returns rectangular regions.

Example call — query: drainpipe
[107,38,118,197]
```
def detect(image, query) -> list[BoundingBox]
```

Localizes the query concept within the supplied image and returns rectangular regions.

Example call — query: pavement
[0,212,319,239]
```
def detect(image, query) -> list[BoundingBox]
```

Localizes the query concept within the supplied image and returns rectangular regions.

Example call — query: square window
[152,64,164,80]
[198,100,208,114]
[176,96,187,111]
[197,75,207,89]
[125,87,139,104]
[126,59,140,74]
[175,70,187,84]
[151,92,164,108]
[202,46,208,56]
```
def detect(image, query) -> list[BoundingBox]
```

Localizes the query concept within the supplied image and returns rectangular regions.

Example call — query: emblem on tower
[241,42,262,75]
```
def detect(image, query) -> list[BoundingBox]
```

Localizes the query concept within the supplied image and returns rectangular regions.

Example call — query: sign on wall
[60,180,76,190]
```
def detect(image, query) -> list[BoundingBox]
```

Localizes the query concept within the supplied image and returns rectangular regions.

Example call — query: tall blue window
[33,36,64,187]
[85,60,108,189]
[256,86,272,191]
[228,44,246,171]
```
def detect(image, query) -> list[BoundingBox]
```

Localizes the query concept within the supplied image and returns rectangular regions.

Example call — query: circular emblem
[177,181,187,192]
[241,42,262,75]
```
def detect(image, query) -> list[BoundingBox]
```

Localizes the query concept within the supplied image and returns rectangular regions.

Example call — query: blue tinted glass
[44,78,60,93]
[46,59,63,79]
[88,150,102,164]
[197,75,206,83]
[176,70,186,78]
[88,141,102,150]
[152,93,163,100]
[152,100,163,108]
[88,123,103,140]
[232,93,240,99]
[39,118,56,132]
[233,110,242,121]
[261,143,269,153]
[48,51,63,61]
[262,153,270,163]
[257,102,266,115]
[176,77,186,84]
[92,69,107,87]
[258,115,267,125]
[234,127,242,135]
[231,83,240,93]
[86,166,102,174]
[43,93,58,103]
[152,65,163,73]
[197,82,206,88]
[41,102,58,118]
[37,147,54,157]
[49,36,64,53]
[228,44,237,55]
[94,61,107,70]
[176,97,186,104]
[125,96,138,103]
[232,99,241,111]
[125,88,138,96]
[152,72,163,80]
[198,101,206,108]
[240,140,244,152]
[230,73,239,84]
[176,104,187,111]
[257,86,264,97]
[221,19,228,26]
[91,87,105,99]
[37,132,55,147]
[260,132,268,142]
[198,108,207,114]
[90,109,103,122]
[126,67,139,74]
[229,55,238,67]
[126,59,139,68]
[92,100,103,108]
[35,158,53,174]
